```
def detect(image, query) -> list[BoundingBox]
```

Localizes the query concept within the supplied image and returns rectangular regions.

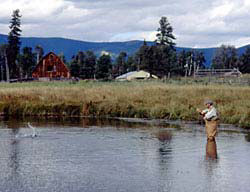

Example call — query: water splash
[27,122,37,138]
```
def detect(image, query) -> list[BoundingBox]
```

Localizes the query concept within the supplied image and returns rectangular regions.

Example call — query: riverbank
[0,80,250,128]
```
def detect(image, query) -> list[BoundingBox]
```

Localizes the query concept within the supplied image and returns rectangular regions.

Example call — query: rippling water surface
[0,118,249,192]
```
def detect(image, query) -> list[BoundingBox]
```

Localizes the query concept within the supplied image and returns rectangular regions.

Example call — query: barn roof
[32,52,71,78]
[32,52,69,73]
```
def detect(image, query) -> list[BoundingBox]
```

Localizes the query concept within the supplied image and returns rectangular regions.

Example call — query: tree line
[66,16,207,79]
[1,10,250,82]
[211,44,250,73]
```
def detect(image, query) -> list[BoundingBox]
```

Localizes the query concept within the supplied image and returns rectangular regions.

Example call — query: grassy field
[0,80,250,128]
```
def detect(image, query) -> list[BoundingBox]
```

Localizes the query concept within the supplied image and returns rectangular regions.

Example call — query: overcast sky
[0,0,250,48]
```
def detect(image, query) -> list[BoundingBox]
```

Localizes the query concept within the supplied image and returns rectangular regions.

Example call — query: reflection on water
[157,130,172,164]
[0,118,249,192]
[245,133,250,142]
[206,139,217,160]
[155,130,172,142]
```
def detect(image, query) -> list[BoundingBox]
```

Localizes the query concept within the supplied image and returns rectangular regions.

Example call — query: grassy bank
[0,80,250,128]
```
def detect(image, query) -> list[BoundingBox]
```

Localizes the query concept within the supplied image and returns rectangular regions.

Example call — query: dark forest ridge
[0,33,249,66]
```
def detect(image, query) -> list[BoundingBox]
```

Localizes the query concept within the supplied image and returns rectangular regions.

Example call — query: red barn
[32,52,70,79]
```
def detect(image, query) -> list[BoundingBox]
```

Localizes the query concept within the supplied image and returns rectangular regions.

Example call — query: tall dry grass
[0,80,249,128]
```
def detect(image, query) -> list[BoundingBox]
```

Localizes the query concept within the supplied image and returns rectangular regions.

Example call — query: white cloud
[210,1,234,19]
[110,31,157,42]
[0,0,250,47]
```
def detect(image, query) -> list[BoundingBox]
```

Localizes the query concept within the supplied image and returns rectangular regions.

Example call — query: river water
[0,118,249,192]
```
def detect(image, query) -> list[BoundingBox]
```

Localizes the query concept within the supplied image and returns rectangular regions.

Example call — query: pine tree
[155,16,177,77]
[7,9,22,78]
[155,16,176,48]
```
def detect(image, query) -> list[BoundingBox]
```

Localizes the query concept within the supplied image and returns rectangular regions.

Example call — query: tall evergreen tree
[7,9,22,78]
[154,16,177,77]
[155,16,176,48]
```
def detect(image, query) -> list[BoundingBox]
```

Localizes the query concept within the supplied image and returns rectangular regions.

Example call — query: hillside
[0,34,249,66]
[0,34,153,60]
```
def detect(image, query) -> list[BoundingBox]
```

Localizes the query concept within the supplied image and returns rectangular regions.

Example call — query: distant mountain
[0,33,249,66]
[0,33,154,60]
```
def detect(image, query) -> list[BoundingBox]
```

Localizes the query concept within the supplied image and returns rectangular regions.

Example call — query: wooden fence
[194,68,242,77]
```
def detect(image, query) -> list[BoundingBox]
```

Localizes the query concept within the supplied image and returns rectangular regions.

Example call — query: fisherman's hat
[204,99,213,105]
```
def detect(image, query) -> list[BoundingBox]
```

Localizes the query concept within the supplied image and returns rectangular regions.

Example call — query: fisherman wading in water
[197,100,219,159]
[197,100,219,141]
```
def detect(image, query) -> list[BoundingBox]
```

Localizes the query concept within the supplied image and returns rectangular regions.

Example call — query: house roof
[116,70,158,80]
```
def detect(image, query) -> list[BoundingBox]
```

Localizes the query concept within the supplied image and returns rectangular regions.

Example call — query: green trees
[212,45,238,69]
[126,56,137,72]
[3,9,38,80]
[7,9,22,78]
[96,54,112,79]
[155,16,177,77]
[239,47,250,73]
[69,51,97,79]
[18,47,36,78]
[84,51,97,79]
[112,51,138,77]
[136,44,155,75]
[134,16,178,77]
[182,50,206,76]
[69,54,81,78]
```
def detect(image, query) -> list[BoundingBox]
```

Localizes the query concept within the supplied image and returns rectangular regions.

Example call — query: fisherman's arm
[204,108,217,120]
[196,108,208,116]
